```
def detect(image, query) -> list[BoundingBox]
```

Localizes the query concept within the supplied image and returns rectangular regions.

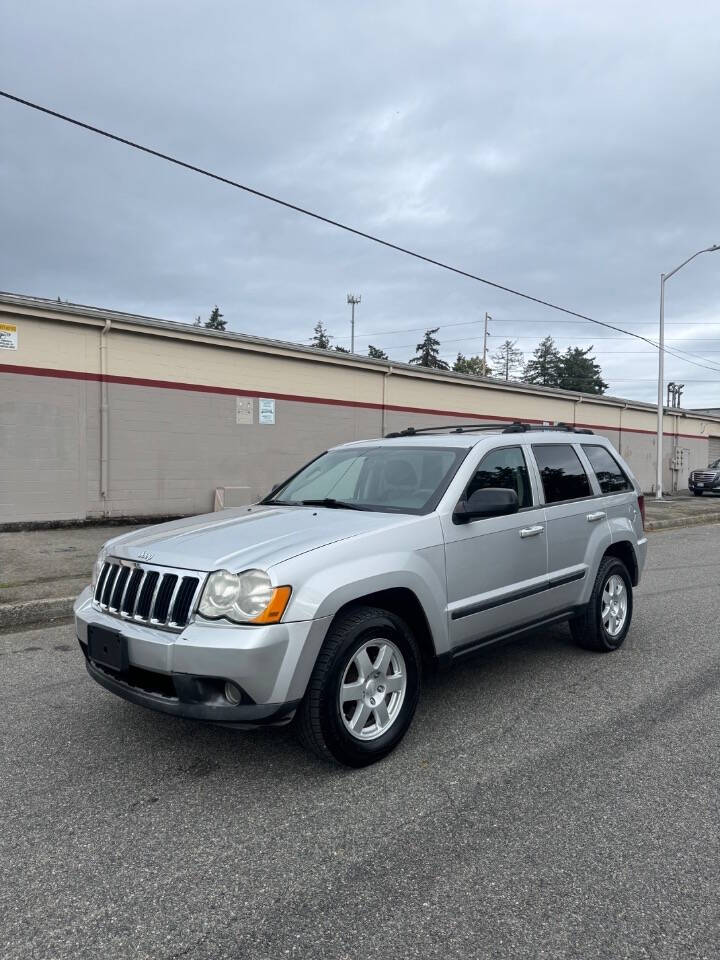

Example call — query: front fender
[272,544,450,656]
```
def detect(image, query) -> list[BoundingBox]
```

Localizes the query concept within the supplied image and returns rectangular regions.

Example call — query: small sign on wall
[236,397,254,424]
[259,398,276,424]
[0,322,18,350]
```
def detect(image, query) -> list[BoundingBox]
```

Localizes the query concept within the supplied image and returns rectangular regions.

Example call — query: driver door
[441,444,550,651]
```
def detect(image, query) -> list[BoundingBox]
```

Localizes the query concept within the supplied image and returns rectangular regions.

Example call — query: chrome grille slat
[92,559,205,631]
[165,577,184,626]
[132,570,148,616]
[147,573,165,623]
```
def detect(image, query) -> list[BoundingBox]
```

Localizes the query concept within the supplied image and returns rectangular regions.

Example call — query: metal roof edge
[2,290,720,424]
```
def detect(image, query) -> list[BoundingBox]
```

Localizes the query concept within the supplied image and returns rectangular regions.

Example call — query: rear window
[533,444,592,504]
[582,445,632,494]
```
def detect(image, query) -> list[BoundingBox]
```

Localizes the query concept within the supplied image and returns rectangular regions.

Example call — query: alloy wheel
[338,638,407,741]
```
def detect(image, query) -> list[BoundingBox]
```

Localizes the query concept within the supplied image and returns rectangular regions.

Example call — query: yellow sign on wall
[0,321,18,350]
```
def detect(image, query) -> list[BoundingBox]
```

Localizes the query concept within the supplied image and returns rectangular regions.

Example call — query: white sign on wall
[235,397,254,424]
[258,398,276,425]
[0,322,18,350]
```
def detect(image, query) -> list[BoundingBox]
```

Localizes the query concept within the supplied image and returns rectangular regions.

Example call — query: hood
[103,505,404,572]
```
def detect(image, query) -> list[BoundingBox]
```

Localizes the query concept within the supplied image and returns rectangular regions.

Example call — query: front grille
[691,471,718,483]
[93,560,203,629]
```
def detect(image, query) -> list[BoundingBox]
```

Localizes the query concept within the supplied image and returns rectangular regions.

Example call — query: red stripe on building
[0,361,708,440]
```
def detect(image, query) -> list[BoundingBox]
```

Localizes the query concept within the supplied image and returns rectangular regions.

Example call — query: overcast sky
[1,0,719,406]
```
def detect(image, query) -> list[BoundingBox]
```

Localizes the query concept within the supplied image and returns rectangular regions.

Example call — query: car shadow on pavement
[78,620,584,786]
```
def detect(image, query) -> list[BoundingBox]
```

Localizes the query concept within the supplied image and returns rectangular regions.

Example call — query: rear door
[442,443,550,650]
[530,442,612,613]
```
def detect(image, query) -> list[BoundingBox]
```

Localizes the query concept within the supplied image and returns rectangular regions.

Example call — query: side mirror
[454,487,519,523]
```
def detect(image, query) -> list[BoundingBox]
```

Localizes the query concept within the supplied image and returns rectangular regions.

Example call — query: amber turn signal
[252,585,292,624]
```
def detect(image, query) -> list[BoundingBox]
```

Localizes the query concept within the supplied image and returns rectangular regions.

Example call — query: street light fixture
[655,243,720,499]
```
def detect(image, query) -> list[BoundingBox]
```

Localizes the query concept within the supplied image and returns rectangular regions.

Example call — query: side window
[582,445,632,494]
[466,446,533,508]
[533,444,592,504]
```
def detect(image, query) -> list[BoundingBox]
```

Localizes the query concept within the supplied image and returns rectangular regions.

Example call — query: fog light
[224,681,242,705]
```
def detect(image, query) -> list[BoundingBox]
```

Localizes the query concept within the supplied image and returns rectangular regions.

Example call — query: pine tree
[452,353,491,376]
[408,328,449,370]
[368,344,389,360]
[491,339,524,381]
[205,306,226,331]
[558,346,608,394]
[523,336,562,386]
[310,321,332,350]
[334,345,349,353]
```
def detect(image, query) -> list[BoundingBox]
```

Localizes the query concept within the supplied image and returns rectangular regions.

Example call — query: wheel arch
[603,539,639,586]
[332,588,438,667]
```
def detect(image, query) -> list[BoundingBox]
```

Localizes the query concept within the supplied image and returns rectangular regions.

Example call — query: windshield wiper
[298,498,371,511]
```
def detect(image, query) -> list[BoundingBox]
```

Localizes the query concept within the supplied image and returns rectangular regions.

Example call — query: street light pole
[655,244,719,499]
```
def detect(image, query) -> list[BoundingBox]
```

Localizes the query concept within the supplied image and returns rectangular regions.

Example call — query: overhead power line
[0,89,679,352]
[2,89,718,380]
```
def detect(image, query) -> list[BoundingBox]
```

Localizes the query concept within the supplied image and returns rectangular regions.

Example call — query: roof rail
[385,423,509,438]
[501,421,594,435]
[385,421,594,438]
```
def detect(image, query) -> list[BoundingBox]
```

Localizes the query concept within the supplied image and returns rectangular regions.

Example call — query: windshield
[263,445,467,514]
[709,459,720,470]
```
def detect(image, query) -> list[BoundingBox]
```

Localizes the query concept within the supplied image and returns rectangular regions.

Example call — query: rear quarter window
[582,445,632,494]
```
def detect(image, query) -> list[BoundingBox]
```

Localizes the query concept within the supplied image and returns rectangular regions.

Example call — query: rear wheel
[570,556,633,652]
[295,605,421,766]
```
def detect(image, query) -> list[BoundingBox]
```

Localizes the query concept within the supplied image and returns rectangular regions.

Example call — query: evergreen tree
[367,344,389,360]
[334,345,349,353]
[558,346,608,394]
[523,336,562,386]
[452,353,491,376]
[491,339,524,381]
[408,328,449,370]
[309,321,332,350]
[205,306,226,330]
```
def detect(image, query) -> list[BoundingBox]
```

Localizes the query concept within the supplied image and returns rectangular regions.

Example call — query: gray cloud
[1,0,719,405]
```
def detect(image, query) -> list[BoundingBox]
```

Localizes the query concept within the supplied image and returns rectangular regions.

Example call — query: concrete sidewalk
[644,491,720,530]
[2,496,719,629]
[0,524,142,629]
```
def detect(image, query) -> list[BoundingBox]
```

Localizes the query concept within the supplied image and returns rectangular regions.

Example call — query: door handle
[519,525,544,538]
[586,511,607,522]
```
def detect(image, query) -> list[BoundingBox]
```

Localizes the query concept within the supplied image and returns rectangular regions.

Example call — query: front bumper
[689,480,720,492]
[74,587,331,726]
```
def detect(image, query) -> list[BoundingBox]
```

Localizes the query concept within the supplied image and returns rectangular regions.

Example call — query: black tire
[569,555,633,652]
[693,490,703,496]
[295,605,421,767]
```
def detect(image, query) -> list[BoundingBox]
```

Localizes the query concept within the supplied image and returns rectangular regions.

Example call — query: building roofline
[2,290,720,423]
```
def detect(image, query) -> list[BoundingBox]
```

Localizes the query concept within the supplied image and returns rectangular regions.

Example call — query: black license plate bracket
[88,625,128,673]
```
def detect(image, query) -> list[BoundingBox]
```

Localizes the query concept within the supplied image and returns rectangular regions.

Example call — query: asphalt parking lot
[1,524,719,960]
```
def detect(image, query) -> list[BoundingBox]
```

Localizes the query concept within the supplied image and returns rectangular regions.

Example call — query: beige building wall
[1,295,718,524]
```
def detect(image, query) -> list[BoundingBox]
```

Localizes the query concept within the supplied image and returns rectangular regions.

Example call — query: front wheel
[295,605,421,766]
[570,556,633,652]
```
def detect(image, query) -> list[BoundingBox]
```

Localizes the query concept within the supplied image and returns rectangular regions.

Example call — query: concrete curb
[646,513,720,532]
[0,596,75,630]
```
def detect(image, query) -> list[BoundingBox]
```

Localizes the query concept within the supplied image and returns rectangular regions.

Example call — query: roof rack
[385,421,594,438]
[385,423,507,438]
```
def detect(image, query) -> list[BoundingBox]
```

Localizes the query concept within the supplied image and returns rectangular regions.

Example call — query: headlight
[198,569,291,624]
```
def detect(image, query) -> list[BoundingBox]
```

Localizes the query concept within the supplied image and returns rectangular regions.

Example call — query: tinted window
[533,444,591,503]
[467,446,532,508]
[265,446,464,514]
[582,445,632,494]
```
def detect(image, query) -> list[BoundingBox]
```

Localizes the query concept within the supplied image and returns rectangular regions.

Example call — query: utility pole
[482,312,491,372]
[347,294,361,353]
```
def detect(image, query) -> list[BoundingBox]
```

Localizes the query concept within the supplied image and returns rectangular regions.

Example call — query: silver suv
[74,423,647,766]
